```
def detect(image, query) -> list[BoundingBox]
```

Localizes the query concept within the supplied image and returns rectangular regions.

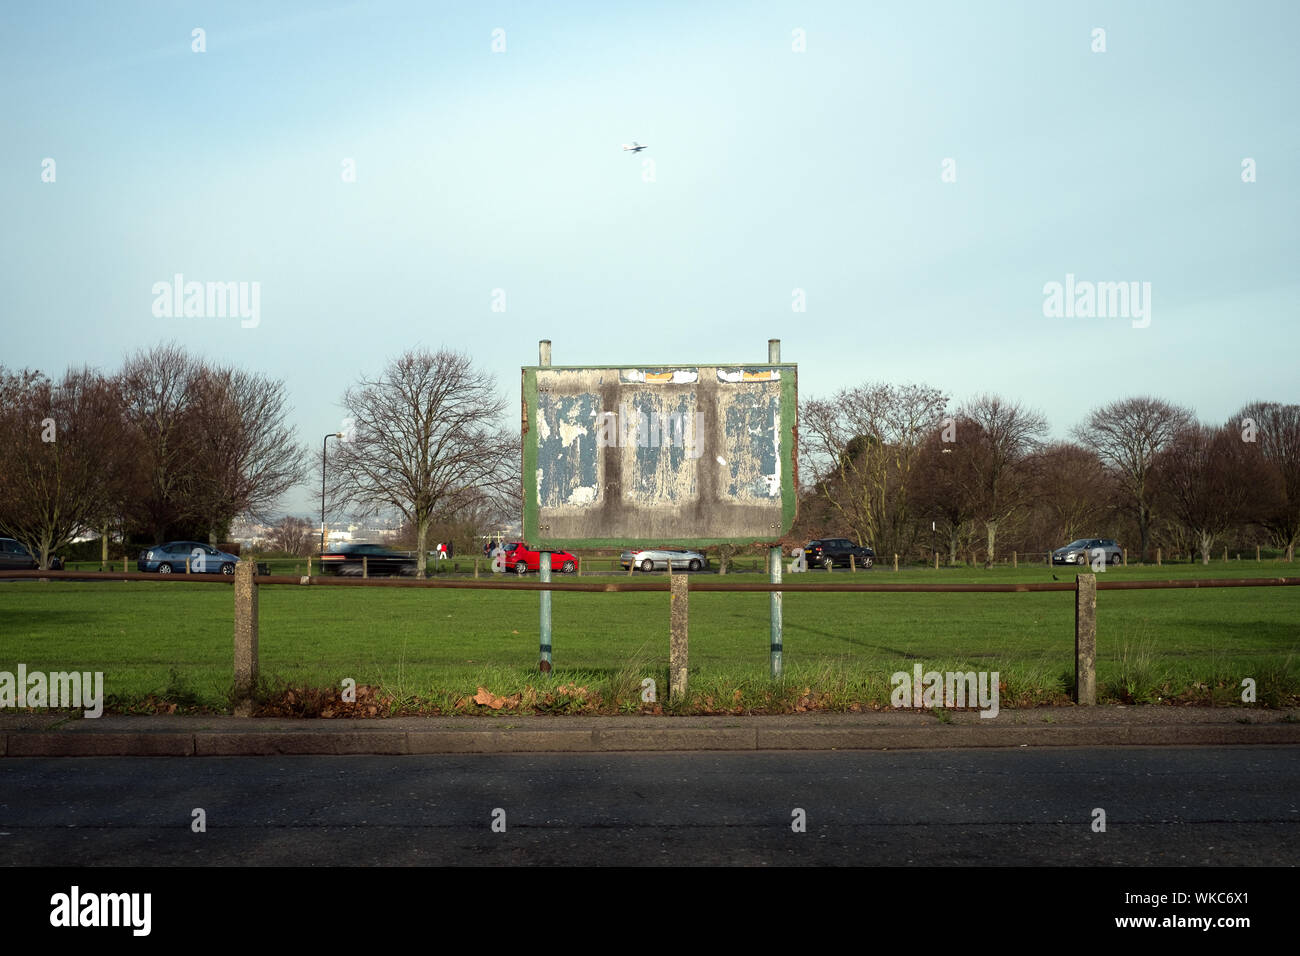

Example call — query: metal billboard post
[539,549,552,672]
[768,339,783,679]
[538,340,553,672]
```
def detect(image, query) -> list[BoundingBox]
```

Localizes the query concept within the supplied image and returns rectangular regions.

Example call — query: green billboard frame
[521,363,798,550]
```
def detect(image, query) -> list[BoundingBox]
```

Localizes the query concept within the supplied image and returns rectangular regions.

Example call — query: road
[1,747,1296,865]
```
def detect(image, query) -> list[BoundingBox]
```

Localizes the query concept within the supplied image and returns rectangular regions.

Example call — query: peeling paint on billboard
[522,364,797,548]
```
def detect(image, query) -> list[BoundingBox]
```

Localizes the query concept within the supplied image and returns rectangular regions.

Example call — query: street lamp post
[321,432,343,554]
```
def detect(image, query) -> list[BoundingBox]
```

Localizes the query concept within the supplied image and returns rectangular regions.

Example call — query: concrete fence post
[893,554,899,572]
[1156,548,1162,566]
[670,574,689,703]
[1013,551,1017,568]
[474,557,480,579]
[1256,545,1260,562]
[362,555,368,578]
[849,554,856,573]
[1074,573,1097,706]
[1122,548,1127,566]
[233,560,259,716]
[934,552,939,570]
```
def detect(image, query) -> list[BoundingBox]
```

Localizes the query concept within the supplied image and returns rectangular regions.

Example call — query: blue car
[138,541,240,575]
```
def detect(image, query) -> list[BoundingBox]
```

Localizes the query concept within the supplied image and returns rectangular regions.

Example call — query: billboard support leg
[770,546,783,679]
[539,551,552,672]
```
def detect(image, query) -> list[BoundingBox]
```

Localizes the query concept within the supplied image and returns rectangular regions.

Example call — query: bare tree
[1031,442,1111,545]
[118,344,203,542]
[909,420,980,565]
[1152,423,1268,564]
[328,348,514,578]
[1233,402,1300,561]
[266,516,315,556]
[1073,396,1193,560]
[801,383,949,555]
[184,364,308,544]
[958,395,1048,569]
[0,366,130,568]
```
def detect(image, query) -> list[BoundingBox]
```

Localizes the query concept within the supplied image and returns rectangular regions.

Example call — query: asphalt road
[1,747,1296,866]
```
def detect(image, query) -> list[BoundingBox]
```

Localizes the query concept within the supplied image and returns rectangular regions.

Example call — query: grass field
[2,561,1297,715]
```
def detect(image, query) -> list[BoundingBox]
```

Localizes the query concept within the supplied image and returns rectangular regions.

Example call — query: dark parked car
[0,537,63,571]
[138,541,239,575]
[1052,538,1122,566]
[319,543,418,576]
[804,538,874,570]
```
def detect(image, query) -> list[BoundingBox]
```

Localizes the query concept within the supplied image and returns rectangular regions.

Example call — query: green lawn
[2,560,1297,713]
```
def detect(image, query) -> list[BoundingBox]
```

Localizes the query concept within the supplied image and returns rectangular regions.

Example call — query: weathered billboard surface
[521,364,797,549]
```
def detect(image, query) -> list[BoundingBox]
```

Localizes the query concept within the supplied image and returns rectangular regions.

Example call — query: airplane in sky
[622,141,648,152]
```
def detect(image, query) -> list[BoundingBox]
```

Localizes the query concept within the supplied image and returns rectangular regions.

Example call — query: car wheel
[158,563,173,574]
[50,558,63,571]
[688,559,701,572]
[561,560,576,573]
[864,557,873,569]
[514,562,529,575]
[1109,552,1121,566]
[641,559,655,573]
[823,557,833,570]
[221,563,235,575]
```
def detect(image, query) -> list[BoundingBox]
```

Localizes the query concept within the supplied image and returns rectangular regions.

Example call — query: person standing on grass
[437,542,447,561]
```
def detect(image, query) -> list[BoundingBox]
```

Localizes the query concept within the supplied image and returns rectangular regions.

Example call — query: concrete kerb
[2,711,1298,756]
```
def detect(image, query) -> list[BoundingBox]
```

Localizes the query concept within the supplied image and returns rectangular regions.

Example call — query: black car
[804,538,874,570]
[0,537,63,571]
[319,543,418,576]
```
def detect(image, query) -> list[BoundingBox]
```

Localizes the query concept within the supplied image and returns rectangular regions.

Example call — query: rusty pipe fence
[4,567,1298,710]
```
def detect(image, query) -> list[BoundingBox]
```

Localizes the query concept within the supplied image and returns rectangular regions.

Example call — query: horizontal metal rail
[2,569,1298,592]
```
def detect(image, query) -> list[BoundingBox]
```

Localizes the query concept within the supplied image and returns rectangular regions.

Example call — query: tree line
[798,388,1299,566]
[0,344,517,577]
[2,345,1294,573]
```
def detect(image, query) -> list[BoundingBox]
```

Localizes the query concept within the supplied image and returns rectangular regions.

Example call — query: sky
[2,0,1297,517]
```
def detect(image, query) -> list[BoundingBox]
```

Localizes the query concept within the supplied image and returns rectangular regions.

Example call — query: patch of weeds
[1102,637,1169,704]
[1252,655,1299,709]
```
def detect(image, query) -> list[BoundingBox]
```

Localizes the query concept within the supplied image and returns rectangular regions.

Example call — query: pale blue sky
[2,0,1296,515]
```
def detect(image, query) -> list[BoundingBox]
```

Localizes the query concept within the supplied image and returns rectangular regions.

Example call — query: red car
[499,542,579,575]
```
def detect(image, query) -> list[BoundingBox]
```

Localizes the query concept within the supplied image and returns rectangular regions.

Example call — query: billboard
[521,363,797,549]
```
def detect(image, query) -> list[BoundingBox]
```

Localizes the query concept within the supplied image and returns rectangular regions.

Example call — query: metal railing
[4,567,1297,710]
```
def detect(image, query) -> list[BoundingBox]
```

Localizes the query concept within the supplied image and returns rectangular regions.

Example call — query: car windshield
[1065,539,1089,549]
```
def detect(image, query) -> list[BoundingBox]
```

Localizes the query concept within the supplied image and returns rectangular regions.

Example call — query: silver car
[620,548,709,572]
[1052,538,1123,567]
